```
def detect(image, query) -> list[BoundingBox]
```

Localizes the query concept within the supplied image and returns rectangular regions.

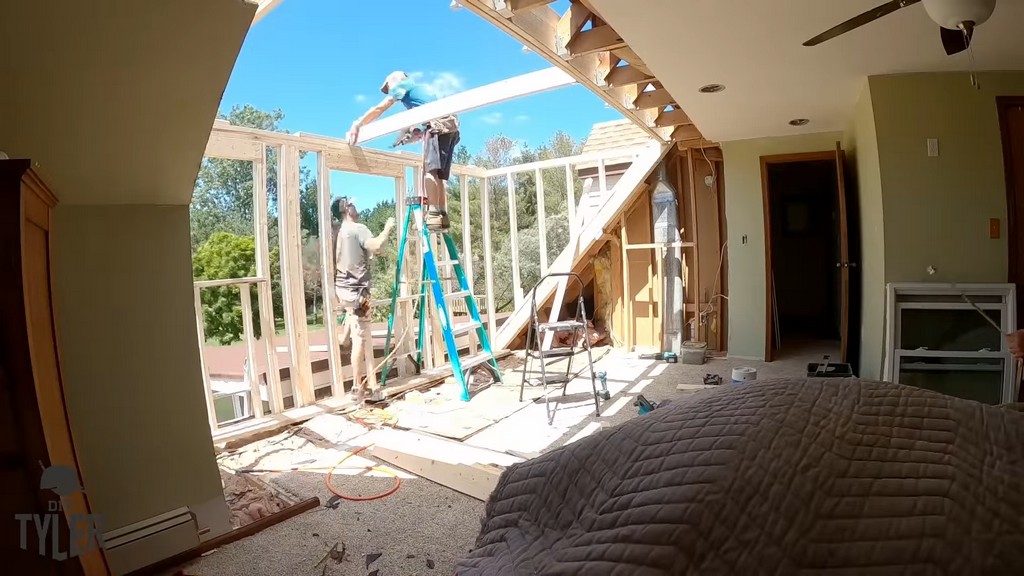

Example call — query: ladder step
[459,352,496,371]
[445,290,471,300]
[527,348,576,359]
[450,320,482,335]
[538,320,585,332]
[435,259,459,267]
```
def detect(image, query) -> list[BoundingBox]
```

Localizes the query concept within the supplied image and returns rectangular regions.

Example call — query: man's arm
[347,96,396,144]
[365,217,396,253]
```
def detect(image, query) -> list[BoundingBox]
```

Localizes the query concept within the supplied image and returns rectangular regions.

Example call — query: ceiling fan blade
[803,0,922,47]
[940,25,973,55]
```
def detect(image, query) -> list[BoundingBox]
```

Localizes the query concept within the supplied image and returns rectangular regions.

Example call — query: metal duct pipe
[651,162,684,355]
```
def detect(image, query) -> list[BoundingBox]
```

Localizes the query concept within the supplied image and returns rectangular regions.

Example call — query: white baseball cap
[380,70,407,94]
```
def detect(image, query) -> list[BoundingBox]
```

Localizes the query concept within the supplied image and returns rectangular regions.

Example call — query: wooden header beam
[355,67,576,144]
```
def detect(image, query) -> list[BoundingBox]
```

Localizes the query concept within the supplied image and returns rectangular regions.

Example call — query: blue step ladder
[380,198,502,401]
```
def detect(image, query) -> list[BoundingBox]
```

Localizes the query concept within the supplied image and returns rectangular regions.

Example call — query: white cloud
[408,71,466,98]
[514,114,530,123]
[481,112,504,125]
[354,94,367,104]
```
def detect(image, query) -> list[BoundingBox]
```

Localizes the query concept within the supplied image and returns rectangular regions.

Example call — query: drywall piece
[356,67,576,144]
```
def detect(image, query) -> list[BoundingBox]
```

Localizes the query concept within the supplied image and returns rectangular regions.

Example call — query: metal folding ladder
[380,198,503,401]
[519,272,605,424]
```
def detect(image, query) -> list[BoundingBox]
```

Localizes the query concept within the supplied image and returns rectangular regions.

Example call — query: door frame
[760,150,845,362]
[998,96,1024,331]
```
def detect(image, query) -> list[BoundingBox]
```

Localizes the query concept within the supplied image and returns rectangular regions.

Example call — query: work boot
[425,209,449,231]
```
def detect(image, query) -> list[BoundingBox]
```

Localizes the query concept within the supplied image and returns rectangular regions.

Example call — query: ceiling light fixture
[789,118,810,126]
[698,84,725,94]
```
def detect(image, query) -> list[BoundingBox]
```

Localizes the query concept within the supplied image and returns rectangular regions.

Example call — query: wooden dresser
[0,160,109,575]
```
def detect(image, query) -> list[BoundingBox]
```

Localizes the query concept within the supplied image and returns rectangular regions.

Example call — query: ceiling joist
[603,64,654,88]
[462,0,706,143]
[493,0,557,17]
[671,124,702,141]
[251,0,284,25]
[554,2,592,59]
[633,88,675,110]
[655,108,691,127]
[565,24,627,57]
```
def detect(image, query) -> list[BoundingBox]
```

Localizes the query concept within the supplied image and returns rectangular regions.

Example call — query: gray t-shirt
[334,220,372,299]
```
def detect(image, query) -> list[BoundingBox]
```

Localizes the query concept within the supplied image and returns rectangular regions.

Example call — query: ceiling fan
[803,0,997,55]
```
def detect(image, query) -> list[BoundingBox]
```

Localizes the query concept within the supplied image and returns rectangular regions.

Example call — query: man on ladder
[331,197,395,403]
[346,70,460,231]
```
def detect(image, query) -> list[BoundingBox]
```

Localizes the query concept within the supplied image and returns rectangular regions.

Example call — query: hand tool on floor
[703,374,722,386]
[596,371,611,400]
[634,394,664,415]
[639,351,678,363]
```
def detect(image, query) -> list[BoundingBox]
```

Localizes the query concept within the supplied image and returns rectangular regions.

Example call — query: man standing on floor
[332,197,395,402]
[346,71,460,231]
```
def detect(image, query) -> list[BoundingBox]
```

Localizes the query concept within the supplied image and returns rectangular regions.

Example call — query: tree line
[192,104,585,345]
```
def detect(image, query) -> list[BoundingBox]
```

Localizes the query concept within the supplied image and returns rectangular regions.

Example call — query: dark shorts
[425,129,460,181]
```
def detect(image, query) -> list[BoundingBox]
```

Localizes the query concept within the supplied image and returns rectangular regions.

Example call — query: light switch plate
[927,138,939,157]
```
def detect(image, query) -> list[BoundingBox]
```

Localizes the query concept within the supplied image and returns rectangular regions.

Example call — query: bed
[457,378,1024,575]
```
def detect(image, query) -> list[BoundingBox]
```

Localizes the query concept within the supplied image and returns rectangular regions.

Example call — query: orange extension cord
[324,444,401,501]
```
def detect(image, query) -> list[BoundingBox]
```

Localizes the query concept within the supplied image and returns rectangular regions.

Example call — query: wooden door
[834,143,851,363]
[1000,97,1024,331]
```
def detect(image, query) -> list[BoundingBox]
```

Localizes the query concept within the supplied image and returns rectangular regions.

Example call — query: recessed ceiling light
[789,118,810,126]
[698,84,725,94]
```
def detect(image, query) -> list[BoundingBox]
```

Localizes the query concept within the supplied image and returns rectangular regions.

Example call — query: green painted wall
[869,72,1024,284]
[54,205,227,533]
[721,131,845,359]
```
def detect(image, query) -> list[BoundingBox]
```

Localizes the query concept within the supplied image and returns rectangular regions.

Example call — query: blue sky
[219,0,622,206]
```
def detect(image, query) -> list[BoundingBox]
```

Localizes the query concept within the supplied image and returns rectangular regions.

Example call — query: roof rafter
[492,0,557,17]
[251,0,284,25]
[461,0,673,141]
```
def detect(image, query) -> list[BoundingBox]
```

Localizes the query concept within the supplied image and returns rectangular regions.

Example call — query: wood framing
[317,152,343,398]
[634,88,674,111]
[277,144,315,406]
[655,109,691,127]
[493,0,557,17]
[251,0,284,25]
[460,0,672,141]
[355,67,576,144]
[493,142,670,350]
[252,147,284,413]
[507,174,524,307]
[604,64,654,88]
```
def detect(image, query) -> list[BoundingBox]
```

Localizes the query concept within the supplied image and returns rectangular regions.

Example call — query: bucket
[681,341,707,365]
[731,367,757,384]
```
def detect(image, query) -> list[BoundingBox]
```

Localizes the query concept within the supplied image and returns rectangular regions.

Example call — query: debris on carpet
[219,468,292,529]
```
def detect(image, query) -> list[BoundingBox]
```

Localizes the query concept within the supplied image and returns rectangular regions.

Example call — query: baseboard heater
[102,507,199,576]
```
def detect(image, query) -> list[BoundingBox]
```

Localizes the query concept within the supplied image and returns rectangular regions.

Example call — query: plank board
[356,68,575,144]
[371,447,504,501]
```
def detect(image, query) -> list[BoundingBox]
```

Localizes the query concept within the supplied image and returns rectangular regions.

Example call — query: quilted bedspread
[456,378,1024,575]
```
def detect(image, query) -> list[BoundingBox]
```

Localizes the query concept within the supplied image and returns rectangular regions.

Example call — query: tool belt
[338,287,371,318]
[425,114,459,135]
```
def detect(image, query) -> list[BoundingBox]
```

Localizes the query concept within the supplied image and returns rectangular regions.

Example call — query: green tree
[193,232,258,345]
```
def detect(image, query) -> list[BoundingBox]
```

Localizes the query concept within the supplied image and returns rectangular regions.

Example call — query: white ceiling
[588,0,1024,142]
